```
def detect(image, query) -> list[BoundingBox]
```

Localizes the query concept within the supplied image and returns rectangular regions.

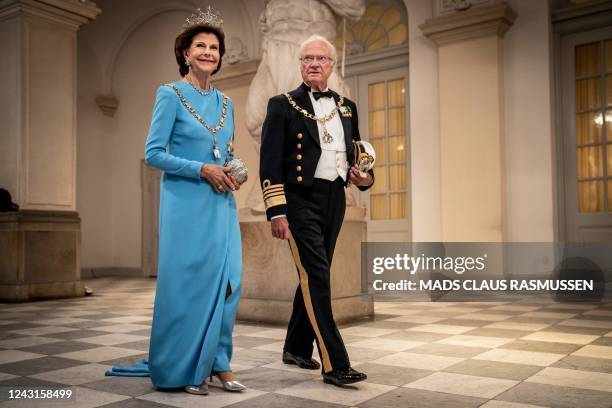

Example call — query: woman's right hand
[200,164,238,193]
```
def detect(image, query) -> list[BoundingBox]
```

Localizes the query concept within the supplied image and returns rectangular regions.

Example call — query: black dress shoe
[322,367,367,386]
[282,351,321,370]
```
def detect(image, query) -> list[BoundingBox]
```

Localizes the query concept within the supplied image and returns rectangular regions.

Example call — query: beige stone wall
[406,0,442,242]
[439,36,505,241]
[404,0,554,242]
[0,0,99,300]
[0,13,78,212]
[503,0,555,241]
[110,10,186,268]
[0,17,21,206]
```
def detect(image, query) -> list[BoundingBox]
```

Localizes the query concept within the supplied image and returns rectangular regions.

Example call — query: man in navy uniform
[259,35,373,386]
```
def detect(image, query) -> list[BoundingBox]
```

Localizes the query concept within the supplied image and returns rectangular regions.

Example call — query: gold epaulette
[262,179,286,209]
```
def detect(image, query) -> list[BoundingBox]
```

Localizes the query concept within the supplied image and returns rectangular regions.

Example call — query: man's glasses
[300,55,334,65]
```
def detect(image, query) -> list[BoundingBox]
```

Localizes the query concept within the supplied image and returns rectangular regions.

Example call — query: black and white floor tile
[0,278,611,407]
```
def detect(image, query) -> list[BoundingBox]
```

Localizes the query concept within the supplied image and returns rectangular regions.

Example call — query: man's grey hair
[299,35,337,62]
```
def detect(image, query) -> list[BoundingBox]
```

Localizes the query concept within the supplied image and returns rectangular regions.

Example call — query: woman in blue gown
[107,9,246,395]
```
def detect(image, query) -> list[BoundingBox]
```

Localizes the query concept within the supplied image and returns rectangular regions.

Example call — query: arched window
[335,1,408,56]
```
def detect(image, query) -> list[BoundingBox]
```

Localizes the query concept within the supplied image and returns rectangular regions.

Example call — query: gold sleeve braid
[262,179,286,209]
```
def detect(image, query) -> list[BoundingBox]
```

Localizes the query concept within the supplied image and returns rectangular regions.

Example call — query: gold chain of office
[165,83,229,159]
[166,84,228,134]
[284,93,344,122]
[284,93,345,144]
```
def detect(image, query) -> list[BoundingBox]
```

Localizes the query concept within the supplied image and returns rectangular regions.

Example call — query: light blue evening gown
[106,81,242,389]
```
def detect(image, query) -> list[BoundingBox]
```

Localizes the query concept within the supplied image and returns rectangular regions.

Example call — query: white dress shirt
[308,89,349,182]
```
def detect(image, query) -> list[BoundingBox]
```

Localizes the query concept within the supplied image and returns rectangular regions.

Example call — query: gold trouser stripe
[288,237,333,373]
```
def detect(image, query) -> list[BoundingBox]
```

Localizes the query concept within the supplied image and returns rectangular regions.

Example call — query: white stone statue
[244,0,365,213]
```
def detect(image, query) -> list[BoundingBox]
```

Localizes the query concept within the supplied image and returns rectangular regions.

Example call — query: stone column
[0,0,100,301]
[420,3,516,241]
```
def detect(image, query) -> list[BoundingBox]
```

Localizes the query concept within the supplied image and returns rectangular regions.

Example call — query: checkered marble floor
[1,277,612,408]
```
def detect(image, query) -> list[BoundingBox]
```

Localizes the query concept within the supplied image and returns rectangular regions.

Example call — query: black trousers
[283,177,350,373]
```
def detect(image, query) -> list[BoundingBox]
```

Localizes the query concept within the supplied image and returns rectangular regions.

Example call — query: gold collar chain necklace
[165,83,229,159]
[284,92,344,144]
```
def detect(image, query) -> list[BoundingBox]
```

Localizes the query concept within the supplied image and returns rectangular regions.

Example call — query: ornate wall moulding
[226,37,249,65]
[436,0,499,15]
[95,95,119,117]
[421,2,517,46]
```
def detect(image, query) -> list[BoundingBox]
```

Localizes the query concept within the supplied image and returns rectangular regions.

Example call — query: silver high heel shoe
[210,372,247,392]
[184,381,208,395]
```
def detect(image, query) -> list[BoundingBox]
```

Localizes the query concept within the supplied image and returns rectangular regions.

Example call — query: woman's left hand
[200,164,238,193]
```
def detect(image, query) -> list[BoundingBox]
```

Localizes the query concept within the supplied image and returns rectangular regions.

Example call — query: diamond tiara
[183,6,223,29]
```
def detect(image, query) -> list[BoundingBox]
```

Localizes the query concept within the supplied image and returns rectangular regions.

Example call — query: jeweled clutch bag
[226,157,248,184]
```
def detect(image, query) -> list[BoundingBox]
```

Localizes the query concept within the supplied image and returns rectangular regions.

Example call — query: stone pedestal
[238,207,374,325]
[0,211,83,301]
[0,0,99,301]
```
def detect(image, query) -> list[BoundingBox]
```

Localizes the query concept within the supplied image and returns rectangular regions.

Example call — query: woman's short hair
[174,24,226,77]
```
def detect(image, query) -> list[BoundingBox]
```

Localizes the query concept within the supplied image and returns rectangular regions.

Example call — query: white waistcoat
[308,90,348,181]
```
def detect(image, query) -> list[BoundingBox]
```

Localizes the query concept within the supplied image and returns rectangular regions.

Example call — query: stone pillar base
[238,294,373,325]
[0,210,83,301]
[238,207,373,325]
[0,282,84,302]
